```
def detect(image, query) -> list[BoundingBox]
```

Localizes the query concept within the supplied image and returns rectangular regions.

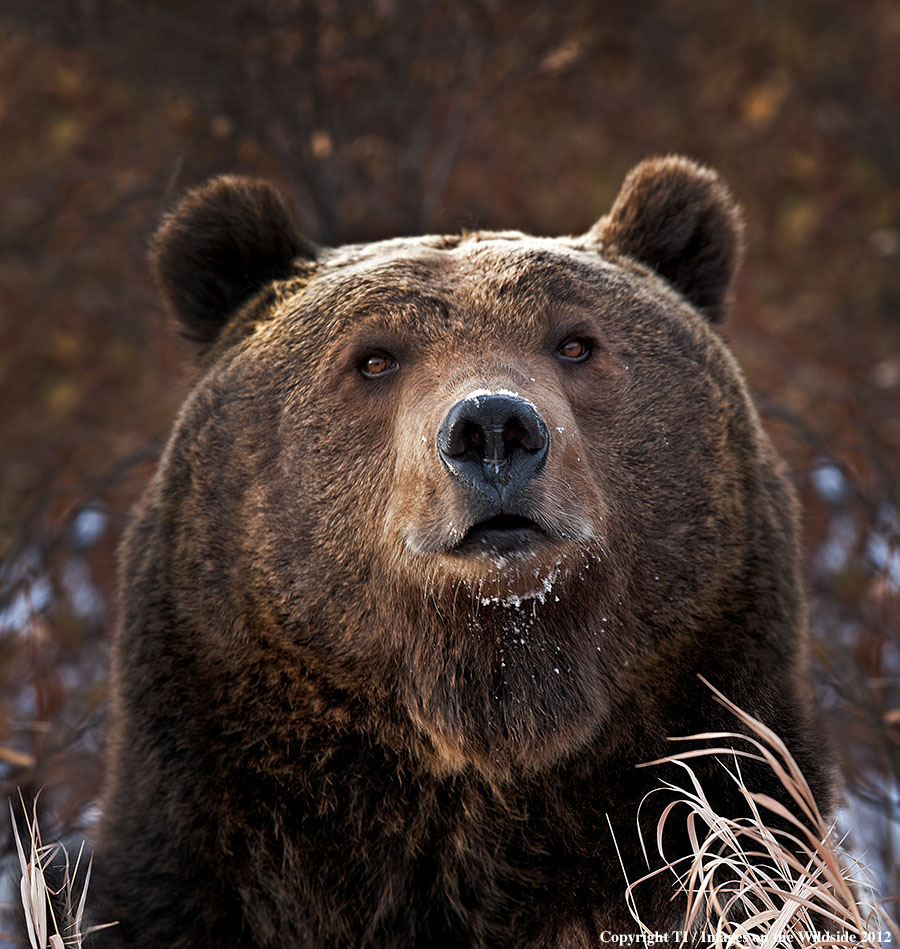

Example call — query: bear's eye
[556,338,592,363]
[360,353,398,379]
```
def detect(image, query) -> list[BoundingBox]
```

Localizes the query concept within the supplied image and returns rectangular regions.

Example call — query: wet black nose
[437,393,549,504]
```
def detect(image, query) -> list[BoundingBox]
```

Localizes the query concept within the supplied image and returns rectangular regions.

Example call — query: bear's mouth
[453,514,544,554]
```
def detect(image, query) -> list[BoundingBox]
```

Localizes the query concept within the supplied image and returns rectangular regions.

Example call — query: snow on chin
[475,559,565,608]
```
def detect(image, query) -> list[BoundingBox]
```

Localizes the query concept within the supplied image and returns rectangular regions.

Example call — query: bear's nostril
[458,420,484,458]
[503,417,533,454]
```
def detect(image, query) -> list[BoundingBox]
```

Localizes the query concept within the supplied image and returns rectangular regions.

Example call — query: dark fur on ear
[597,156,744,323]
[150,175,314,345]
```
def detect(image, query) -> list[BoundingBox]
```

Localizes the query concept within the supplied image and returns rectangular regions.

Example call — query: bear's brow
[352,292,453,327]
[303,241,625,332]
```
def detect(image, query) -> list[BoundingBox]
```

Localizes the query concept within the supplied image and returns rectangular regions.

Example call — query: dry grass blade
[620,679,899,948]
[8,794,117,947]
[10,796,54,949]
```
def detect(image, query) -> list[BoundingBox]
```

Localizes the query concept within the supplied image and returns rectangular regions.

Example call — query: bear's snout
[437,392,549,506]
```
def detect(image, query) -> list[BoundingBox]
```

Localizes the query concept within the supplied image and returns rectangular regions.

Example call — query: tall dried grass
[616,678,898,947]
[7,794,114,948]
[6,679,895,947]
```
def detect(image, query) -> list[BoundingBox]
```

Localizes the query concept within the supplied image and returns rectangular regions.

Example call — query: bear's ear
[595,156,744,324]
[150,175,314,345]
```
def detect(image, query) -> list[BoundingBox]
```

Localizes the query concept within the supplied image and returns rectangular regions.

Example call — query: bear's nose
[437,393,549,504]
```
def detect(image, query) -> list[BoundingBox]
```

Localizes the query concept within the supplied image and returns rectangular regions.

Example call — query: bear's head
[145,158,794,781]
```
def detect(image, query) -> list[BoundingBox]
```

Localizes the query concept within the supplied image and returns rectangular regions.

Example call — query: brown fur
[96,157,832,947]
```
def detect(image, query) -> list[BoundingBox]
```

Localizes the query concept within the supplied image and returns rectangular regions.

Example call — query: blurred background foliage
[0,0,898,931]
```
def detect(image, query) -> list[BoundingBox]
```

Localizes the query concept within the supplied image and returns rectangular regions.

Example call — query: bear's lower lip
[453,514,544,554]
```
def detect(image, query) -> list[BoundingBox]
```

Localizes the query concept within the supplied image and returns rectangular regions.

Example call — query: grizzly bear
[96,157,832,947]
